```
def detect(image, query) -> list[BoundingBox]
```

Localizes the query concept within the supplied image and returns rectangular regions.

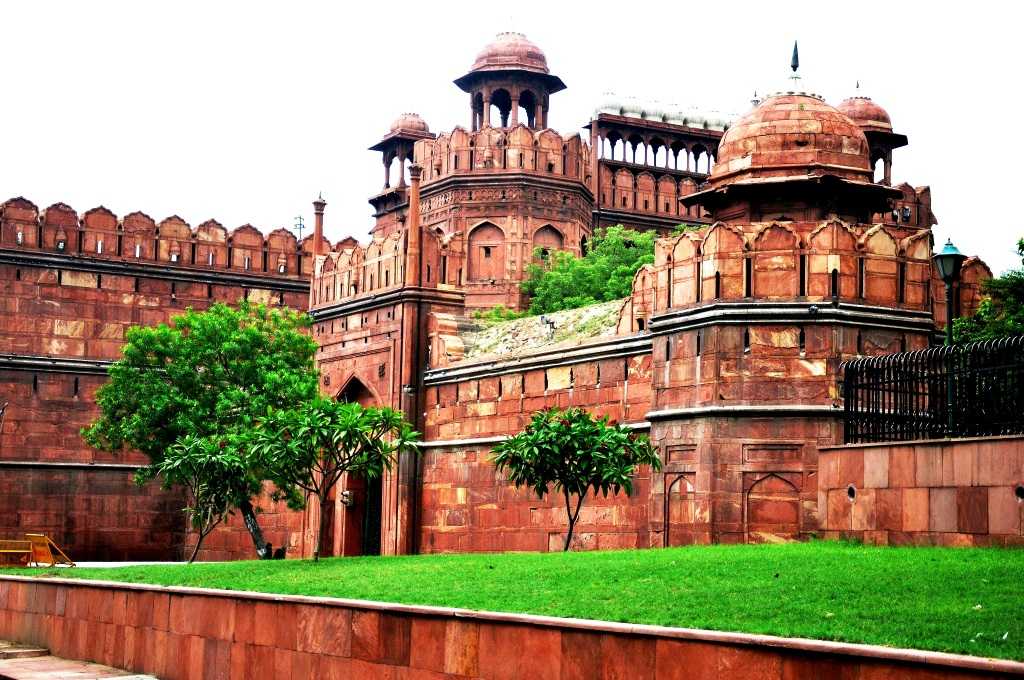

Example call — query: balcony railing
[841,335,1024,444]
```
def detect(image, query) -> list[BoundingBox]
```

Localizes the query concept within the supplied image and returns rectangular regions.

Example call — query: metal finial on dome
[856,79,860,91]
[791,41,799,72]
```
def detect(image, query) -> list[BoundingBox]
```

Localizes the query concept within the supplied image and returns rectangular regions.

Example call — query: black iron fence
[841,335,1024,443]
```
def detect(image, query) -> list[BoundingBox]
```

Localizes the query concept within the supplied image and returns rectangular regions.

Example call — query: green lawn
[7,542,1023,660]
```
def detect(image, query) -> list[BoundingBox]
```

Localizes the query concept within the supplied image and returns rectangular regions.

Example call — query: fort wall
[0,197,311,560]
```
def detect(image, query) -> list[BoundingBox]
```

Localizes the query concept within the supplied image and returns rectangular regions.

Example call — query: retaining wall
[0,576,1020,679]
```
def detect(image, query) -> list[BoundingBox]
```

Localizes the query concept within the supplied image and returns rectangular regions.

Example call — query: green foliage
[955,238,1024,342]
[82,301,318,559]
[492,407,660,550]
[23,543,1024,660]
[250,397,419,560]
[670,222,703,236]
[521,226,656,315]
[471,305,528,322]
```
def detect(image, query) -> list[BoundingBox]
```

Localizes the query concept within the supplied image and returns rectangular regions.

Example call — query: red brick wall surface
[419,444,654,553]
[0,466,184,561]
[818,437,1024,546]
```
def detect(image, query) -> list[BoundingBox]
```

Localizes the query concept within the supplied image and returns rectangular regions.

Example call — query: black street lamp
[933,238,967,346]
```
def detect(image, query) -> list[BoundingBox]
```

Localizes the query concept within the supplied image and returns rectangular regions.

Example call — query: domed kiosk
[455,32,566,130]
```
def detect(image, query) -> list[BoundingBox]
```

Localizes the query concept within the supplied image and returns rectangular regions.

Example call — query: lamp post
[933,238,967,346]
[933,238,967,437]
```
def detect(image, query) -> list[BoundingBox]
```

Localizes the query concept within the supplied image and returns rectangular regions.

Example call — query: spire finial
[786,41,803,92]
[855,79,860,91]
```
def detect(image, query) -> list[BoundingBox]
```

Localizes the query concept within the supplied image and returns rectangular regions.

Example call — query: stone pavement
[0,642,155,680]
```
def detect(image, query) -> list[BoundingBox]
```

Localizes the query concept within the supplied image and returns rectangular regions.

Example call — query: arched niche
[467,223,505,281]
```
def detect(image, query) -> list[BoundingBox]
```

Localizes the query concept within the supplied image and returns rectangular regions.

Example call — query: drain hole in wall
[1015,484,1024,502]
[847,484,857,502]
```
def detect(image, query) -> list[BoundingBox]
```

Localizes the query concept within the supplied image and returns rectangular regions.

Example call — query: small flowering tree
[492,407,660,551]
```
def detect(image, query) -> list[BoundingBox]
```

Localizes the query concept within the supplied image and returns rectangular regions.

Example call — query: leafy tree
[251,397,420,561]
[145,434,257,563]
[521,226,656,315]
[492,407,661,551]
[82,301,318,559]
[955,238,1024,342]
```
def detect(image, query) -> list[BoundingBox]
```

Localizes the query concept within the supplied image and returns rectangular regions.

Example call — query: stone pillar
[404,164,423,287]
[312,195,326,257]
[535,101,544,129]
[397,151,407,188]
[883,151,893,185]
[383,155,391,189]
[510,94,519,127]
[483,94,491,127]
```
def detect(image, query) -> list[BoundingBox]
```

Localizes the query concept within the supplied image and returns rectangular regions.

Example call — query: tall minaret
[312,194,326,257]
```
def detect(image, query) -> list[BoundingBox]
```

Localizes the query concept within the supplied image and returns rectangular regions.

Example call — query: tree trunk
[563,492,586,552]
[238,498,272,560]
[314,494,332,562]
[188,531,205,564]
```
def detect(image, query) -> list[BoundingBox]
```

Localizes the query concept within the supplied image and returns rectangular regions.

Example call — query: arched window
[532,225,564,258]
[490,89,512,128]
[467,223,506,281]
[519,90,537,127]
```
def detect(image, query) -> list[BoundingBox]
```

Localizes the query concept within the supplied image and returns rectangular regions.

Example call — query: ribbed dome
[389,113,429,133]
[837,96,892,133]
[709,93,872,188]
[469,32,549,75]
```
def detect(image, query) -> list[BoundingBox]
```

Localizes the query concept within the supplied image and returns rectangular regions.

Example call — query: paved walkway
[0,642,155,679]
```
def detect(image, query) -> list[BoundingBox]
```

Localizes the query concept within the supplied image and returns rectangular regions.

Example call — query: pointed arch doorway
[334,376,383,556]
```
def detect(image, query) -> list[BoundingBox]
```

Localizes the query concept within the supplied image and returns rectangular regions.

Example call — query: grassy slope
[7,542,1023,660]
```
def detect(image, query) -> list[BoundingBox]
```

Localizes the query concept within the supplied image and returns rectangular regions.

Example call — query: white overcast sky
[2,1,1020,274]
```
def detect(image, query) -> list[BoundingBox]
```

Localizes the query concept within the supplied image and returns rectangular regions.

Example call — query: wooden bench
[0,540,31,567]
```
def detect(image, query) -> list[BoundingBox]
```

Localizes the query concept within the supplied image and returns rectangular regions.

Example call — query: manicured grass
[7,542,1023,660]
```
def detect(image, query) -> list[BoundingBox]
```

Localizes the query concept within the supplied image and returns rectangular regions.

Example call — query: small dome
[470,32,549,75]
[710,92,871,188]
[837,96,892,132]
[390,113,429,133]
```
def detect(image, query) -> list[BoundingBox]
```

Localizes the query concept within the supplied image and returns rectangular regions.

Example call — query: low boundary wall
[819,436,1024,546]
[1,576,1021,679]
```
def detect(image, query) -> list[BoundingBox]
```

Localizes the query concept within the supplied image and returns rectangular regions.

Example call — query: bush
[955,237,1024,342]
[520,226,656,315]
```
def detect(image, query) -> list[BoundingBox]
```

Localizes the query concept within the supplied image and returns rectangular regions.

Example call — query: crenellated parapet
[613,217,988,345]
[1,196,308,279]
[415,124,591,185]
[309,230,407,309]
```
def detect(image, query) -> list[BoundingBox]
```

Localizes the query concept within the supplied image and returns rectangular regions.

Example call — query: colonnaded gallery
[0,33,993,561]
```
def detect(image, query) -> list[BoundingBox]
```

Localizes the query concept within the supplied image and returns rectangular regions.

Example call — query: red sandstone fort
[0,33,1006,561]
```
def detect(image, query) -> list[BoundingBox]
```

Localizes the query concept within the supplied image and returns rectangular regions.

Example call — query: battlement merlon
[0,196,333,283]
